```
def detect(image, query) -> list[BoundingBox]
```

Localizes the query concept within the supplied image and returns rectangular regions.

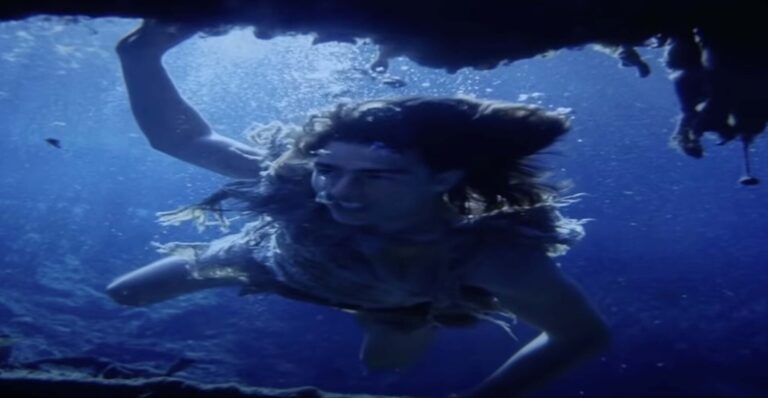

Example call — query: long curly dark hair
[163,96,583,255]
[280,96,570,213]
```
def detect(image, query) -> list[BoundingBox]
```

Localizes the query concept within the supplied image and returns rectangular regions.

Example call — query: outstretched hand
[116,19,201,57]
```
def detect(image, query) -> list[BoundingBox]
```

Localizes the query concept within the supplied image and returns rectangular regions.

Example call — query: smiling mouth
[316,194,365,211]
[333,201,364,210]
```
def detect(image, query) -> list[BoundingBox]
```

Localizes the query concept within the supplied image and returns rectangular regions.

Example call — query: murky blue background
[0,18,765,398]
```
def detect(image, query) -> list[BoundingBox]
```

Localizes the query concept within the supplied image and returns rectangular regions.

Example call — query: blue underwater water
[0,18,766,398]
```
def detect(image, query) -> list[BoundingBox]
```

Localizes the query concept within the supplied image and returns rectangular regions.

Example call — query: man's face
[310,141,447,229]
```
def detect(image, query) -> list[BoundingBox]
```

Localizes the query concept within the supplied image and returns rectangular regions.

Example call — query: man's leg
[355,311,436,370]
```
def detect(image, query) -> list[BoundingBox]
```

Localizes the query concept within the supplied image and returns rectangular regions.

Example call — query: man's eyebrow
[313,161,411,175]
[357,168,411,175]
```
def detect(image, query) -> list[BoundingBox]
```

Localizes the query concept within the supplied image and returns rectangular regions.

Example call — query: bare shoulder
[462,237,609,339]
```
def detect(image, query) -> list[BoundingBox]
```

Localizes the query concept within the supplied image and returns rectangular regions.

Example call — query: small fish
[45,138,61,148]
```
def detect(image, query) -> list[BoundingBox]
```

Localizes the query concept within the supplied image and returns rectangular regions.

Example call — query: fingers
[116,19,201,56]
[138,19,200,45]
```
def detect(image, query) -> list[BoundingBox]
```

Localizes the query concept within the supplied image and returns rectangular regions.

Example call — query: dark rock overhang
[2,0,766,182]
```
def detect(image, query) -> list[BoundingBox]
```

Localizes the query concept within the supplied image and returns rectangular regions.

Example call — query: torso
[355,234,456,291]
[267,215,523,319]
[349,226,502,309]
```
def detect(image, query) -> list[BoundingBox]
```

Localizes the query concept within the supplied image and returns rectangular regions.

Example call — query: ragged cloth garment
[157,216,521,335]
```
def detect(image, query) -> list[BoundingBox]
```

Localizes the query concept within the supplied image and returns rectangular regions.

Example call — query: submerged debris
[44,138,61,148]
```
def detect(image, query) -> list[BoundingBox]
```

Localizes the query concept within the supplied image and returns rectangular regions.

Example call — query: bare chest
[352,234,481,293]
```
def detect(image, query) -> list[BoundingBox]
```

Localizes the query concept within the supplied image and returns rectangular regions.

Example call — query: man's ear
[431,170,465,193]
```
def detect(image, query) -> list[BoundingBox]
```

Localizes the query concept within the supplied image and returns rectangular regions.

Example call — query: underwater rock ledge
[1,2,767,174]
[0,372,410,398]
[0,1,762,67]
[0,356,412,398]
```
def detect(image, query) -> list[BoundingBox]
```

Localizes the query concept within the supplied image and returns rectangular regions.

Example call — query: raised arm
[117,20,262,179]
[462,245,611,398]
